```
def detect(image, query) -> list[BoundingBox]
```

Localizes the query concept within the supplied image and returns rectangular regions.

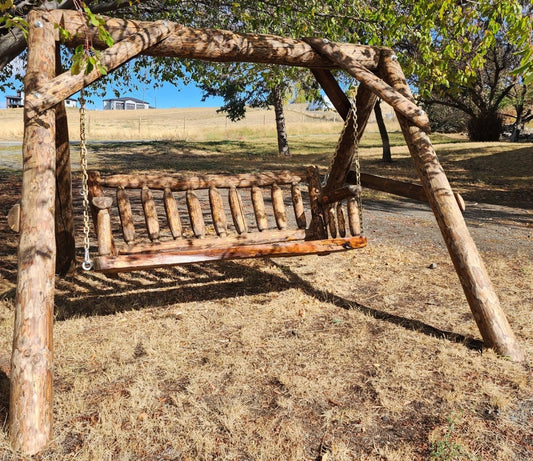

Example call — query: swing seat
[87,166,366,273]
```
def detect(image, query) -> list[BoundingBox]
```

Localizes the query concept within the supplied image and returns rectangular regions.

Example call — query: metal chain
[79,89,93,270]
[352,102,364,232]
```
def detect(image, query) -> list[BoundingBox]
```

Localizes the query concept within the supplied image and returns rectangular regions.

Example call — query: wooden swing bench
[87,166,366,273]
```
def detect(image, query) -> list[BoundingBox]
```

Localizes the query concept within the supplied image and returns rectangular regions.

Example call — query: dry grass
[0,108,531,460]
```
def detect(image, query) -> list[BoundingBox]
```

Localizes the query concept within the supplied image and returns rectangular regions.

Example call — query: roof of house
[103,97,149,104]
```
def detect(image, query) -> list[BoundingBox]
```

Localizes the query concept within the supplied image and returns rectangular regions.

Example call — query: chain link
[79,89,93,270]
[326,99,363,233]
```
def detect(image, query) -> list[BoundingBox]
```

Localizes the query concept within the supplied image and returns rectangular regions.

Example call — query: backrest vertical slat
[117,186,135,244]
[229,186,247,234]
[186,189,206,238]
[347,198,361,236]
[251,185,268,231]
[306,166,327,239]
[326,204,337,238]
[271,183,287,230]
[164,188,182,239]
[209,186,227,237]
[291,184,306,229]
[141,186,160,241]
[337,202,347,237]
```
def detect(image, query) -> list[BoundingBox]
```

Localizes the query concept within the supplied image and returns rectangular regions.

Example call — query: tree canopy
[0,1,531,140]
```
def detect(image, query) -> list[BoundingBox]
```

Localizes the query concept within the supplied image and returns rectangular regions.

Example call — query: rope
[79,89,93,271]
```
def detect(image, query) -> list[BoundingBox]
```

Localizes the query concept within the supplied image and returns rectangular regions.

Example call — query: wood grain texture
[209,186,228,237]
[229,186,248,234]
[379,51,523,361]
[141,186,160,241]
[97,170,306,191]
[306,166,327,239]
[54,46,75,275]
[164,188,182,239]
[271,184,287,230]
[94,236,367,273]
[186,189,206,238]
[251,186,268,231]
[10,11,56,455]
[305,38,430,133]
[347,198,361,237]
[50,10,381,70]
[337,202,347,238]
[117,187,136,244]
[291,184,307,229]
[26,20,174,118]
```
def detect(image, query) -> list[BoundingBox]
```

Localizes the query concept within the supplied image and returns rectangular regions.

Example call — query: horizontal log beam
[49,10,382,70]
[95,169,307,190]
[25,19,174,118]
[305,37,431,133]
[347,172,465,212]
[95,236,367,273]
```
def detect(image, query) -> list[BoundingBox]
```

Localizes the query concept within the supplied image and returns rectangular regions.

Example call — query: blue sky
[1,78,225,109]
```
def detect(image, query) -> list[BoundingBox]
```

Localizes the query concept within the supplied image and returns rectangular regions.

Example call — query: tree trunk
[467,111,503,141]
[374,99,392,162]
[272,85,290,157]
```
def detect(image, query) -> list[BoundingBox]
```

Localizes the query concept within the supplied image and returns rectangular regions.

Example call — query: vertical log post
[54,44,75,275]
[379,51,524,361]
[117,186,136,244]
[10,11,56,455]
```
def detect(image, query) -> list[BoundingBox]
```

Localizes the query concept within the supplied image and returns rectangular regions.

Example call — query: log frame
[10,10,57,455]
[378,51,523,361]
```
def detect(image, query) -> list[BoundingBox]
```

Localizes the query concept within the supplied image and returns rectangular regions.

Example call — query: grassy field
[0,107,531,460]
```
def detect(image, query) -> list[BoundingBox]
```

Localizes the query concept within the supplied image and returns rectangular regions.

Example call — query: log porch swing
[10,9,524,455]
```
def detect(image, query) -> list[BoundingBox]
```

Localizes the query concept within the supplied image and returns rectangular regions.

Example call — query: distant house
[5,90,77,109]
[5,91,24,108]
[103,97,150,110]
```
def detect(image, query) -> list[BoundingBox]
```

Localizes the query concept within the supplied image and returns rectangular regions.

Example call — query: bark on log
[251,186,268,231]
[348,172,466,212]
[117,187,136,244]
[323,108,358,193]
[7,203,21,232]
[164,188,182,239]
[54,46,75,275]
[209,186,228,237]
[307,166,327,239]
[229,186,248,234]
[336,203,347,238]
[271,184,288,230]
[26,20,174,118]
[327,204,337,238]
[96,169,306,190]
[186,190,206,238]
[311,69,378,140]
[141,187,160,241]
[96,209,113,256]
[291,184,307,229]
[379,51,524,361]
[347,198,361,237]
[305,38,430,133]
[10,11,56,455]
[320,185,361,205]
[94,236,367,273]
[50,10,381,70]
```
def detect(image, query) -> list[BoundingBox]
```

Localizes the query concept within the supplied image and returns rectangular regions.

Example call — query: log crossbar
[87,168,366,273]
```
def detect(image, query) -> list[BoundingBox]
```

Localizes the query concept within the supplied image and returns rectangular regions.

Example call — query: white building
[5,90,77,109]
[103,97,150,110]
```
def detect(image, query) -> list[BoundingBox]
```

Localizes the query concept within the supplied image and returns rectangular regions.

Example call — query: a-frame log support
[377,51,524,361]
[55,45,76,275]
[10,11,57,455]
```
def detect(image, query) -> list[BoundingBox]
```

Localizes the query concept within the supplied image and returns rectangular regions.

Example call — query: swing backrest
[87,166,365,273]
